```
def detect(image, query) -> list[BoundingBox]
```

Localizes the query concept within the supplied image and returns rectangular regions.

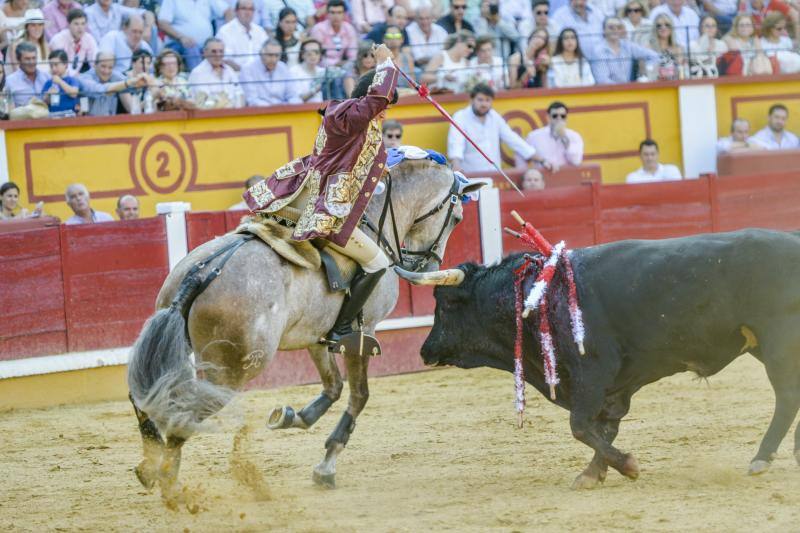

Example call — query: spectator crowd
[0,0,796,117]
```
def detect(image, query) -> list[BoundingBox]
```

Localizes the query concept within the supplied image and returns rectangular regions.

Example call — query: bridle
[361,171,461,273]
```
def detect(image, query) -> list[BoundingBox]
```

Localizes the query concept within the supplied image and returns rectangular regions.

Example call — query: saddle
[235,207,359,292]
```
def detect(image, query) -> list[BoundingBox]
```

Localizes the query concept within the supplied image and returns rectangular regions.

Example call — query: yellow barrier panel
[715,77,800,138]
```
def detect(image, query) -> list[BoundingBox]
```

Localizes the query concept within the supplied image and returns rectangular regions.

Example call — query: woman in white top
[8,9,48,74]
[723,14,762,74]
[688,15,727,77]
[275,7,302,69]
[621,0,652,47]
[289,38,325,103]
[760,12,793,55]
[421,30,474,93]
[465,35,506,90]
[548,28,595,87]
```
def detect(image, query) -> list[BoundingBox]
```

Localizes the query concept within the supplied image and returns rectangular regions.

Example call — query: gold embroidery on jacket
[314,125,327,155]
[248,179,276,207]
[274,157,304,180]
[369,69,387,91]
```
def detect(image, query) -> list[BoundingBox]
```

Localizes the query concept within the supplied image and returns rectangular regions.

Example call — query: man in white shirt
[523,101,584,171]
[98,14,153,76]
[216,0,267,71]
[648,0,699,47]
[64,183,115,224]
[239,39,301,106]
[406,6,448,67]
[188,37,240,107]
[85,0,145,40]
[448,83,549,174]
[625,139,683,184]
[551,0,604,51]
[717,118,763,153]
[749,104,800,150]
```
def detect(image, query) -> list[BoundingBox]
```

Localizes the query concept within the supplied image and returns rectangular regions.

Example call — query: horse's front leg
[268,344,344,430]
[312,348,371,489]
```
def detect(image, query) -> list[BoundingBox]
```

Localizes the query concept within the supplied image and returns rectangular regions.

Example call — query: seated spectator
[498,0,533,34]
[309,0,358,68]
[7,42,50,107]
[85,0,144,41]
[648,14,686,80]
[741,0,799,42]
[552,0,604,52]
[344,41,376,96]
[382,119,403,148]
[548,27,595,87]
[64,183,114,224]
[436,0,475,33]
[260,0,315,32]
[289,38,325,103]
[366,5,410,45]
[507,28,550,89]
[153,49,194,110]
[158,0,230,71]
[422,30,474,93]
[749,103,800,150]
[42,49,79,115]
[521,167,545,190]
[688,15,727,78]
[397,0,446,20]
[8,9,50,75]
[722,14,763,75]
[120,0,160,53]
[48,9,98,76]
[99,14,153,77]
[472,1,523,60]
[351,0,391,34]
[625,139,683,184]
[216,0,267,72]
[383,25,416,87]
[124,48,158,113]
[701,0,737,34]
[275,7,302,68]
[465,35,505,90]
[240,39,301,106]
[591,15,658,84]
[115,194,139,219]
[447,83,549,173]
[229,175,263,209]
[716,118,763,153]
[621,0,652,47]
[2,0,28,23]
[522,101,584,171]
[1,181,42,220]
[188,37,240,108]
[79,50,142,116]
[406,5,448,68]
[648,0,698,50]
[759,12,792,56]
[519,0,559,44]
[42,0,80,42]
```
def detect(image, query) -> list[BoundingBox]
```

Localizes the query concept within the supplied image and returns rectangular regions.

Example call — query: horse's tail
[128,258,235,440]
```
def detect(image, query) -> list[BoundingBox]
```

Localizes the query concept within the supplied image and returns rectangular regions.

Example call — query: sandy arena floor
[1,355,798,532]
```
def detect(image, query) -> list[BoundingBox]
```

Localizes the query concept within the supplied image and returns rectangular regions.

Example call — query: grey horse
[127,158,484,500]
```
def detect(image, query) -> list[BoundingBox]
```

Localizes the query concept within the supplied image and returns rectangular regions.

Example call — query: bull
[397,228,800,489]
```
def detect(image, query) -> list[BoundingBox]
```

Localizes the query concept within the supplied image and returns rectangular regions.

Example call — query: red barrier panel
[60,218,169,352]
[0,227,67,359]
[186,211,227,251]
[715,172,800,232]
[717,149,800,177]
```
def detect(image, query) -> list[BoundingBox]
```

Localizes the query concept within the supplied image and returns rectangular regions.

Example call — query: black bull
[421,228,800,488]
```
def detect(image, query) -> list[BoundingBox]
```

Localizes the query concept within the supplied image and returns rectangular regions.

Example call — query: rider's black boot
[323,268,386,352]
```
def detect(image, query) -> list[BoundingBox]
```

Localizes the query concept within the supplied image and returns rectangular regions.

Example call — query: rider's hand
[373,43,394,64]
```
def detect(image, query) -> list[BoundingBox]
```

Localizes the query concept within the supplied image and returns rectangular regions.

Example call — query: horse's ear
[461,181,487,195]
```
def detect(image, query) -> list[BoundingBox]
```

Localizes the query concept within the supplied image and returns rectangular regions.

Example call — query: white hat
[23,9,45,24]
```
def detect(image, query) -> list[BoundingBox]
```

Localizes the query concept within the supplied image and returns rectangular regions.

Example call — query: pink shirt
[309,19,358,67]
[350,0,392,30]
[43,0,82,41]
[523,126,584,168]
[49,29,98,76]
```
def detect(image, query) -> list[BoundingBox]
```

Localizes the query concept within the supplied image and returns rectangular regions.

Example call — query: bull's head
[396,259,521,374]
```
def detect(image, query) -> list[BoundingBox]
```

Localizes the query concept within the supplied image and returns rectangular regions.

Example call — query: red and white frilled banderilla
[505,210,586,428]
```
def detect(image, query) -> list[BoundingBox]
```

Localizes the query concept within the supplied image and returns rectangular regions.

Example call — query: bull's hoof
[267,406,296,430]
[620,454,640,480]
[748,459,772,476]
[312,470,336,489]
[134,460,157,490]
[571,472,603,490]
[794,450,800,467]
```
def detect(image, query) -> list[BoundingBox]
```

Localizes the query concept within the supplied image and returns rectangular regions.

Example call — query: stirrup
[328,330,382,357]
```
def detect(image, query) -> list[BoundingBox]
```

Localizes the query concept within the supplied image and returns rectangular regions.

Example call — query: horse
[127,157,484,500]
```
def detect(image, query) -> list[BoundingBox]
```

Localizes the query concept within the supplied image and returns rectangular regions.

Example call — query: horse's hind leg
[312,350,371,489]
[130,394,165,490]
[268,344,344,430]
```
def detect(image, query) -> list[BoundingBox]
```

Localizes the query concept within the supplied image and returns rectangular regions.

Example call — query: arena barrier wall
[2,74,799,223]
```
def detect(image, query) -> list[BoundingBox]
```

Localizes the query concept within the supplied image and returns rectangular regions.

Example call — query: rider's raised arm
[329,58,399,134]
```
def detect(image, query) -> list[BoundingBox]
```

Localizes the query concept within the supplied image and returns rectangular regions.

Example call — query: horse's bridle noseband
[361,172,461,273]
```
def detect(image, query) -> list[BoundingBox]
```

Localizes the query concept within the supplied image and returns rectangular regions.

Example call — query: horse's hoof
[748,459,772,476]
[312,470,336,489]
[571,472,602,490]
[134,461,157,490]
[620,454,639,480]
[267,406,295,430]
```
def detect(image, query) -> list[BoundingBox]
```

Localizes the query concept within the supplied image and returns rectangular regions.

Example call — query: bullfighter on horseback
[243,43,399,352]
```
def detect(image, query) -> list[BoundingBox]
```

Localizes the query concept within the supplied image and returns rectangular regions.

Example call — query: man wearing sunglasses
[522,101,584,172]
[366,5,410,45]
[436,0,475,33]
[648,0,699,45]
[591,15,658,84]
[473,1,524,58]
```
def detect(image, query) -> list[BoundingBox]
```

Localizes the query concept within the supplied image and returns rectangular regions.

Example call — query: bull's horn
[393,266,465,286]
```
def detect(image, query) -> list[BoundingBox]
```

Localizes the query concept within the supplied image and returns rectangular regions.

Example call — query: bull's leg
[130,394,165,490]
[572,419,620,489]
[312,350,370,489]
[268,344,344,430]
